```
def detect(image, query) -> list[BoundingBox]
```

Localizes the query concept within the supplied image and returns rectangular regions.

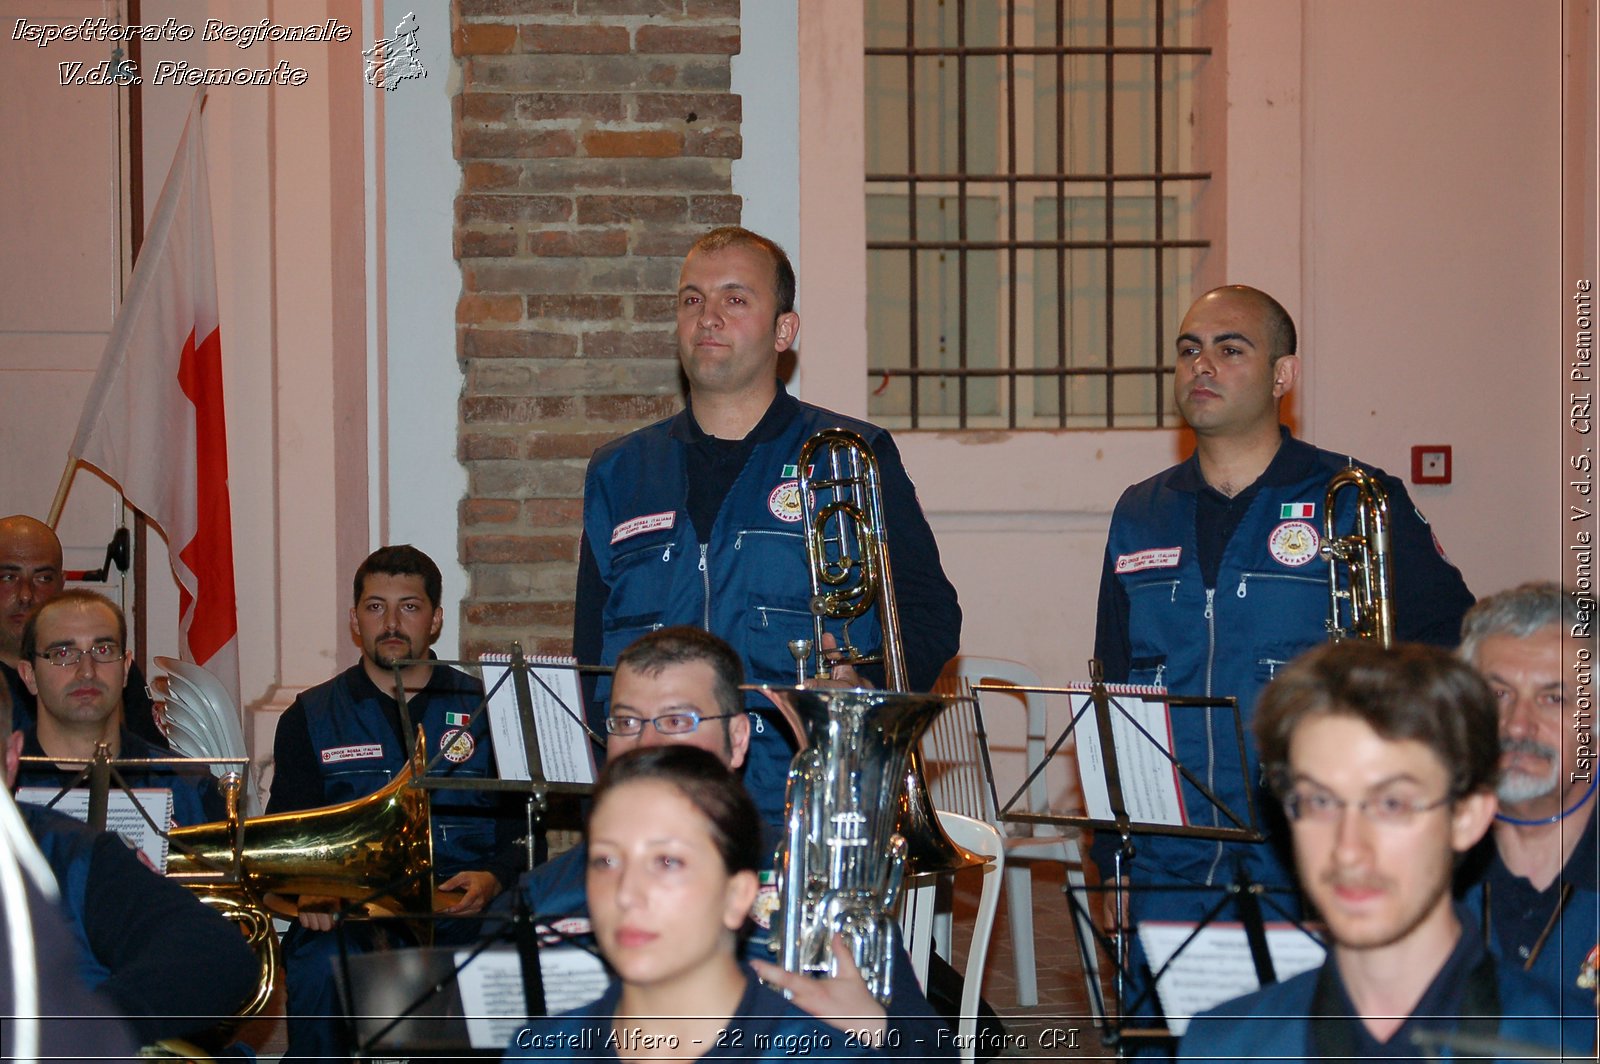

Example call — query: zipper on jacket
[699,544,710,630]
[1258,657,1288,679]
[1236,571,1323,598]
[1203,585,1222,885]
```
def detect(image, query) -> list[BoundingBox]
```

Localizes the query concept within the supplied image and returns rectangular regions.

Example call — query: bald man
[1091,286,1475,1044]
[0,515,164,747]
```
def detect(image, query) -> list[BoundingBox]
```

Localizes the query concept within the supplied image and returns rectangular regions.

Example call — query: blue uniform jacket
[511,841,956,1060]
[508,964,886,1061]
[22,801,109,989]
[17,726,223,827]
[575,388,961,824]
[1094,429,1474,894]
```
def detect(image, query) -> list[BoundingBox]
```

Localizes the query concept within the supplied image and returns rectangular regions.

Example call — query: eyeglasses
[1281,786,1453,827]
[605,711,740,737]
[33,642,124,668]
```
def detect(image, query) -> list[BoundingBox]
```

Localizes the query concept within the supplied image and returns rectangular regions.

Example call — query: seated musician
[265,544,520,1062]
[1179,642,1593,1061]
[511,626,954,1058]
[510,745,886,1061]
[14,590,222,826]
[3,634,256,1046]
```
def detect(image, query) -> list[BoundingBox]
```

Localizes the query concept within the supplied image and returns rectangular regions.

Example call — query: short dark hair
[20,589,126,661]
[1255,642,1500,800]
[1206,284,1298,362]
[588,745,763,875]
[615,626,745,720]
[688,226,797,318]
[352,545,442,609]
[1459,582,1582,665]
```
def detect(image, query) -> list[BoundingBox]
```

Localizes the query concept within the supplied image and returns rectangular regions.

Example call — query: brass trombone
[1321,466,1395,646]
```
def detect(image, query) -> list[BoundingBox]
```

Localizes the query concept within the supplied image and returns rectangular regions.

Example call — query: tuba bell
[1321,465,1395,646]
[166,731,434,1018]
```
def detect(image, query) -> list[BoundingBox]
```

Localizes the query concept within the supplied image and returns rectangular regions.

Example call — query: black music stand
[977,661,1304,1052]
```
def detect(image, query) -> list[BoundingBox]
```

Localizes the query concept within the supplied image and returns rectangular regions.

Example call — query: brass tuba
[166,732,434,1017]
[1321,465,1395,646]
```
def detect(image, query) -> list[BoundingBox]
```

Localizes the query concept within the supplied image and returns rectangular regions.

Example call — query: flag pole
[44,462,79,530]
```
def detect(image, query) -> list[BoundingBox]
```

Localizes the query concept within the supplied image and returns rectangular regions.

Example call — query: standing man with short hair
[1458,583,1598,1019]
[0,514,165,747]
[574,227,962,826]
[266,544,518,1062]
[15,590,220,825]
[1179,642,1590,1060]
[1091,286,1475,1039]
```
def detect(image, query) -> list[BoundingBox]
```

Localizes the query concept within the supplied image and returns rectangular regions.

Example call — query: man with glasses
[1457,583,1598,1020]
[14,589,220,825]
[1179,641,1590,1060]
[0,514,165,746]
[512,626,954,1058]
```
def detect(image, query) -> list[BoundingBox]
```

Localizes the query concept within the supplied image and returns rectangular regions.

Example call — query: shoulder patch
[1116,547,1182,574]
[321,743,383,764]
[610,511,675,545]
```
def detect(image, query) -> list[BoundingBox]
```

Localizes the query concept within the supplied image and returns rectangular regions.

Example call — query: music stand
[978,660,1298,1050]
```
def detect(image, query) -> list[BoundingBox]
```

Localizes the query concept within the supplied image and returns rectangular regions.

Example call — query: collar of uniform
[343,653,450,705]
[674,380,799,445]
[1168,425,1320,495]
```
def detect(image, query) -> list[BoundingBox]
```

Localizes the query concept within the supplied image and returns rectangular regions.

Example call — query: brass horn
[1321,465,1395,646]
[792,427,975,875]
[166,731,433,1017]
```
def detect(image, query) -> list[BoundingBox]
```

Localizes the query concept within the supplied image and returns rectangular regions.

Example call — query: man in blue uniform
[515,626,953,1059]
[573,227,962,827]
[1092,286,1474,1041]
[1,514,165,747]
[1180,642,1591,1061]
[15,590,221,826]
[1457,583,1598,1021]
[267,544,518,1061]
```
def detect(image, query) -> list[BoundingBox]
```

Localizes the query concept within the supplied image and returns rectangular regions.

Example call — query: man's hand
[295,894,341,932]
[750,934,887,1043]
[438,870,502,915]
[1101,875,1131,933]
[804,633,872,690]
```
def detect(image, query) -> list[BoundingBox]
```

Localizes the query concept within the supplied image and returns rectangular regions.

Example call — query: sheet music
[480,654,596,785]
[1069,686,1188,826]
[1138,920,1327,1036]
[456,945,610,1049]
[16,787,175,872]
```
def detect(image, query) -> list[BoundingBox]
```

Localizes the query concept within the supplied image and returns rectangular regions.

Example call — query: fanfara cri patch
[768,481,804,523]
[439,727,476,763]
[1269,520,1321,567]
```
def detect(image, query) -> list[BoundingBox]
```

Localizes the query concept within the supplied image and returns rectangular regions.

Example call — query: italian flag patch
[445,711,469,727]
[1280,503,1315,519]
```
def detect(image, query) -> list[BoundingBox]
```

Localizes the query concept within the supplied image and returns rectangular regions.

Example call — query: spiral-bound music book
[16,786,175,871]
[478,653,596,785]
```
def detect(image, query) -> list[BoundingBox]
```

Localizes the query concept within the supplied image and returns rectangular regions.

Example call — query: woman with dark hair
[507,745,883,1061]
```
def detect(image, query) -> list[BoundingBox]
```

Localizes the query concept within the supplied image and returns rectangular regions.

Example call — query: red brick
[462,330,580,359]
[461,434,523,460]
[526,229,630,257]
[582,329,670,359]
[631,229,701,258]
[454,23,519,55]
[635,25,740,55]
[525,432,622,459]
[524,499,587,525]
[461,94,516,123]
[633,294,679,321]
[457,194,570,225]
[462,395,582,424]
[684,127,741,158]
[460,0,572,16]
[577,195,687,225]
[459,128,577,160]
[522,24,631,54]
[463,161,521,191]
[462,498,523,525]
[457,294,524,324]
[457,231,519,258]
[583,130,684,158]
[688,194,741,224]
[464,534,578,564]
[634,93,741,123]
[519,157,730,193]
[575,0,682,14]
[463,601,575,628]
[583,394,682,422]
[527,294,626,319]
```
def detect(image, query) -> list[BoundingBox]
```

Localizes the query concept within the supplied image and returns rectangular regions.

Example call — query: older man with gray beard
[1458,582,1597,1019]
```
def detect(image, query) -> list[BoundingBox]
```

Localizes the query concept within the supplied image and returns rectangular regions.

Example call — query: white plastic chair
[898,811,1004,1064]
[927,656,1103,1018]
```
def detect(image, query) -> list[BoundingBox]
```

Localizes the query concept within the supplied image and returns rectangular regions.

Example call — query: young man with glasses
[1179,641,1591,1060]
[15,589,221,825]
[512,625,954,1058]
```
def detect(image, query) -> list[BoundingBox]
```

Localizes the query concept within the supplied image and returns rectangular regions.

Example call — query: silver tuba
[762,685,961,1004]
[1321,465,1395,646]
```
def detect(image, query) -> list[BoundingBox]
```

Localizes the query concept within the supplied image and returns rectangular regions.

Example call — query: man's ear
[774,311,800,354]
[1450,788,1498,854]
[1272,354,1301,398]
[4,728,22,790]
[17,659,37,697]
[726,712,752,770]
[348,608,361,646]
[429,607,444,642]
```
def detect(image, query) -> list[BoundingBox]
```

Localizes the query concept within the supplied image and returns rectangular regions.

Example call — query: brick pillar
[454,0,742,658]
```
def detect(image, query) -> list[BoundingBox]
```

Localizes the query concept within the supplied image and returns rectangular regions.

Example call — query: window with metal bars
[865,0,1212,429]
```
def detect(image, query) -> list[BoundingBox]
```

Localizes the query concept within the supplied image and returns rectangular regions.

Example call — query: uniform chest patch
[1115,547,1182,573]
[610,511,675,545]
[1578,944,1597,993]
[1269,520,1321,566]
[750,870,780,930]
[539,916,592,946]
[768,481,804,523]
[439,727,476,764]
[321,743,383,764]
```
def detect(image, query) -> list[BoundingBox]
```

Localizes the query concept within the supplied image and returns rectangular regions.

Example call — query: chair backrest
[952,655,1057,828]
